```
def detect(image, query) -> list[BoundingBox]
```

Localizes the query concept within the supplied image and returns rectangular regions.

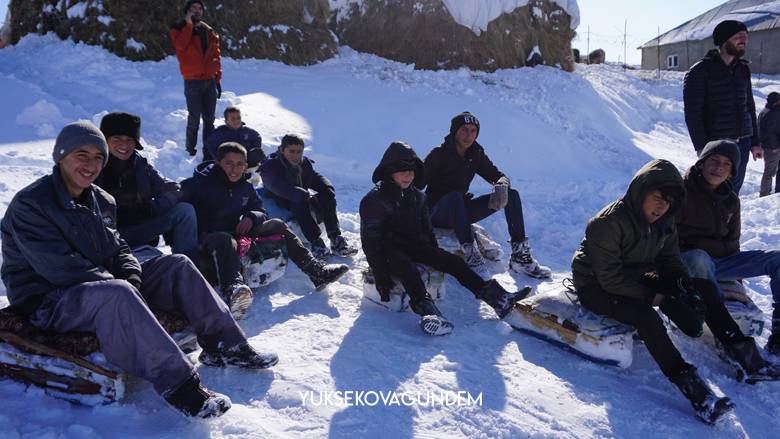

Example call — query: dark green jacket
[571,159,690,301]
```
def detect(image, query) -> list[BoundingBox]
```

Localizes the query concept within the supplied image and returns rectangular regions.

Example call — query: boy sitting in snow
[181,142,349,320]
[260,134,357,258]
[359,141,530,336]
[424,111,550,279]
[204,106,266,165]
[571,159,779,425]
[1,121,278,418]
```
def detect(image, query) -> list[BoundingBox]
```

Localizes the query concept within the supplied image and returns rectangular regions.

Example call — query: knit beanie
[449,112,480,138]
[100,112,143,150]
[53,121,109,166]
[713,20,747,47]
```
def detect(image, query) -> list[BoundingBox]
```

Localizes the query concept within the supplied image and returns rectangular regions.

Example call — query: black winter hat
[100,112,143,150]
[696,139,740,177]
[768,92,780,107]
[713,20,747,47]
[449,112,480,138]
[183,0,205,14]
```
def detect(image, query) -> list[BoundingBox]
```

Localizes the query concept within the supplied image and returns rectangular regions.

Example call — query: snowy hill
[0,34,779,438]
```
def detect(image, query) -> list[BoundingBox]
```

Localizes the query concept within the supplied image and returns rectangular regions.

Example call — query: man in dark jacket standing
[424,112,549,279]
[683,20,762,194]
[572,158,779,424]
[181,142,348,320]
[677,139,780,356]
[204,106,266,164]
[1,121,278,418]
[260,134,357,258]
[360,141,530,336]
[170,0,222,157]
[96,112,198,263]
[759,92,780,196]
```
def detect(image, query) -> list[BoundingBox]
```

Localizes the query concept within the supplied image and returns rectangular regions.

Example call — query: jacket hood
[695,139,740,177]
[371,141,425,188]
[623,159,685,224]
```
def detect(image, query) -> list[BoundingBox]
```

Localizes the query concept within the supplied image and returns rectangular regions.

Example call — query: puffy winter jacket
[169,20,222,81]
[180,162,266,238]
[424,135,505,208]
[683,49,758,152]
[759,104,780,150]
[96,152,182,228]
[571,160,690,301]
[204,124,265,167]
[259,153,334,208]
[676,166,740,259]
[1,167,141,315]
[360,142,437,286]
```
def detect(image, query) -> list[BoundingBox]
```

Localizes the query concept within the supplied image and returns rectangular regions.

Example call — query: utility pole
[759,40,764,86]
[657,26,661,79]
[623,19,627,70]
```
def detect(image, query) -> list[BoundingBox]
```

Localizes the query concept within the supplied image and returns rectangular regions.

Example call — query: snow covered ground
[0,34,779,438]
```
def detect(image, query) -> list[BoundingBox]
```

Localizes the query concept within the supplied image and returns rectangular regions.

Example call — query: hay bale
[331,0,576,72]
[8,0,337,65]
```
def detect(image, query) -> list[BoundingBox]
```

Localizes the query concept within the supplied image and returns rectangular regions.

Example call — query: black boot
[164,374,231,418]
[301,258,349,290]
[199,342,279,369]
[411,297,453,336]
[669,367,735,424]
[767,309,780,356]
[478,279,532,318]
[724,337,780,383]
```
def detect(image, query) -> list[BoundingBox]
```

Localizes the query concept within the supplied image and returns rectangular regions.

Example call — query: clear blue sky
[575,0,726,65]
[1,0,728,65]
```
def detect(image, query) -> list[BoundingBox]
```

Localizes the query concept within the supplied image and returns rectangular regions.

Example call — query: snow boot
[224,283,253,321]
[199,342,279,369]
[411,297,453,336]
[723,337,780,383]
[669,367,735,424]
[509,239,551,279]
[479,279,532,319]
[330,234,358,257]
[461,241,490,279]
[164,374,231,418]
[301,258,349,291]
[310,238,330,259]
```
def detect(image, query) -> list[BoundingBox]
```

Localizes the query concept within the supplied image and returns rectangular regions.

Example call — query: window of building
[667,54,679,69]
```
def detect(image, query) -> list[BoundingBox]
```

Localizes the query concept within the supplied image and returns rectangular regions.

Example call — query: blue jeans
[680,249,780,306]
[731,136,752,195]
[119,203,199,263]
[184,79,217,153]
[429,190,526,244]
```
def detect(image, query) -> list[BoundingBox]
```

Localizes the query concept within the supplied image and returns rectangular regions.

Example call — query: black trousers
[387,245,485,310]
[578,277,744,377]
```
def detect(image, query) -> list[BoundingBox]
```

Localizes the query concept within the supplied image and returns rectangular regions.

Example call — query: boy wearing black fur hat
[424,112,550,279]
[360,141,531,336]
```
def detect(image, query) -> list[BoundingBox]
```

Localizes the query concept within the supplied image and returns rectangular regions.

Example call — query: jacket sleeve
[653,227,690,282]
[180,177,195,204]
[420,193,438,247]
[476,150,505,184]
[307,165,336,198]
[242,186,267,226]
[204,132,222,161]
[170,22,195,53]
[422,148,442,192]
[5,199,115,286]
[683,65,709,151]
[260,162,310,204]
[747,68,759,148]
[724,201,741,255]
[360,194,392,285]
[246,130,266,167]
[585,218,655,301]
[213,32,222,81]
[145,166,182,216]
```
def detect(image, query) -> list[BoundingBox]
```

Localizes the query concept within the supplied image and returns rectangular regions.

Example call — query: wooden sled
[238,234,288,289]
[504,284,636,368]
[0,306,193,405]
[362,266,446,312]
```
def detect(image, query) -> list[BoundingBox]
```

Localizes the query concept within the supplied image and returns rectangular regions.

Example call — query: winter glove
[375,278,395,302]
[660,294,705,338]
[488,176,510,211]
[216,80,222,99]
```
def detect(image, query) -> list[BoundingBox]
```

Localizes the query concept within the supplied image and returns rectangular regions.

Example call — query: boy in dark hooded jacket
[360,141,531,336]
[181,142,348,320]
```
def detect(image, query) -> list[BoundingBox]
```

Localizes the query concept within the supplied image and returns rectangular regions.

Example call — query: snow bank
[442,0,580,35]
